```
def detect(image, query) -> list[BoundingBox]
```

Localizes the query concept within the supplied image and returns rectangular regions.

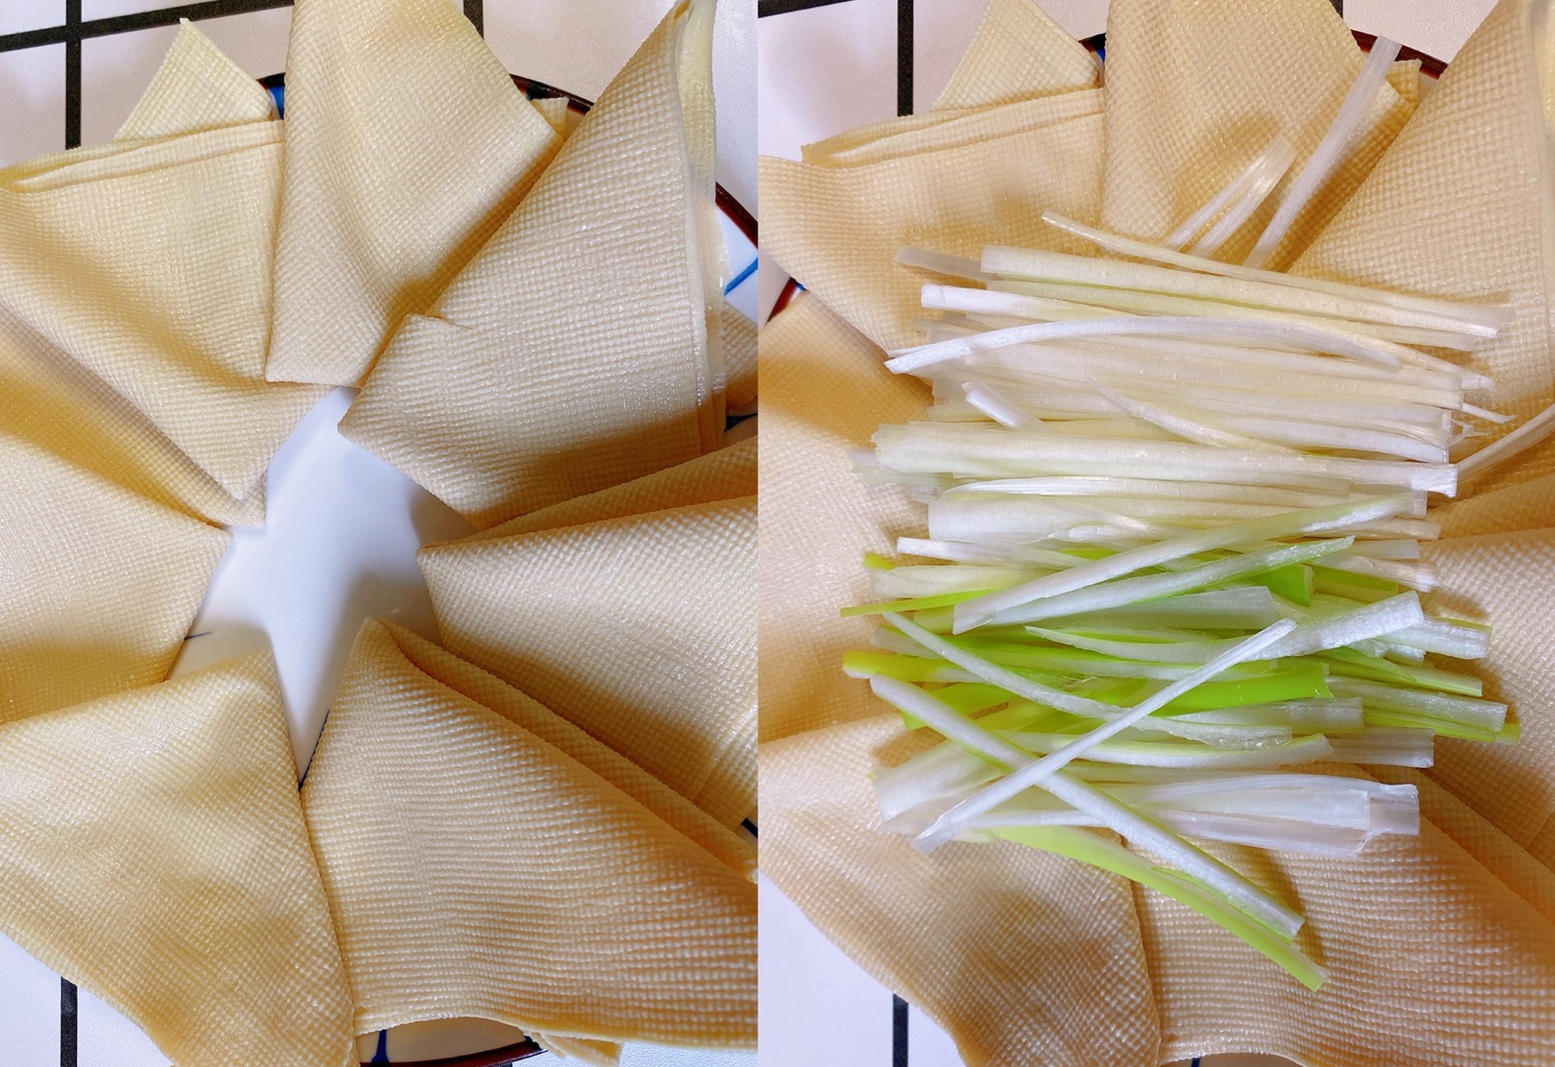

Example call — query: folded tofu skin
[0,0,755,1063]
[0,655,356,1067]
[759,0,1555,1064]
[340,0,730,529]
[301,620,757,1050]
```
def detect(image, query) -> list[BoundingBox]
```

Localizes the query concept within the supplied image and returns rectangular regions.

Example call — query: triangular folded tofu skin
[341,0,727,530]
[0,431,229,723]
[373,620,754,876]
[1293,0,1555,478]
[0,24,276,528]
[759,100,1105,352]
[0,652,356,1067]
[419,495,757,829]
[266,0,559,387]
[455,435,756,545]
[933,0,1100,110]
[0,118,325,501]
[0,305,262,527]
[757,295,928,743]
[117,20,275,142]
[301,620,756,1050]
[1420,527,1555,872]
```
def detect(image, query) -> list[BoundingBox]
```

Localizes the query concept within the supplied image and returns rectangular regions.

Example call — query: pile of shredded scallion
[845,38,1521,991]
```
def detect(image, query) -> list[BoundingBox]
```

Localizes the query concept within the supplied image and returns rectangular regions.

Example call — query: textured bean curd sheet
[0,0,757,1062]
[758,0,1555,1064]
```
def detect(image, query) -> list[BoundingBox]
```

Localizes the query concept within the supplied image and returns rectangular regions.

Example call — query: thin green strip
[994,825,1326,990]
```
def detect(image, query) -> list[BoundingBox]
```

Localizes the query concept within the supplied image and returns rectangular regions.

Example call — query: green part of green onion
[993,825,1327,990]
[841,589,996,618]
[1242,564,1313,606]
[1318,648,1484,697]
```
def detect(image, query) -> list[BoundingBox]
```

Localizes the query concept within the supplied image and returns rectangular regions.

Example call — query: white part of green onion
[1001,732,1337,768]
[874,423,1456,494]
[1204,415,1447,463]
[1324,728,1435,766]
[1383,618,1488,660]
[871,564,1041,598]
[1322,555,1438,591]
[895,246,989,283]
[962,382,1044,430]
[1084,377,1289,452]
[989,277,1476,350]
[887,315,1410,376]
[1244,38,1403,269]
[981,241,1489,344]
[957,344,1465,412]
[923,282,1120,323]
[1173,700,1365,732]
[1326,677,1506,731]
[1033,771,1308,937]
[865,683,1309,937]
[1029,591,1422,663]
[1167,135,1296,251]
[1460,402,1514,424]
[950,476,1353,509]
[1458,401,1555,484]
[1190,138,1298,257]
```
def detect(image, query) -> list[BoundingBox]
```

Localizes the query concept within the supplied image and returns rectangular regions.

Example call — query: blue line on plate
[725,258,757,295]
[269,83,286,118]
[372,1029,390,1063]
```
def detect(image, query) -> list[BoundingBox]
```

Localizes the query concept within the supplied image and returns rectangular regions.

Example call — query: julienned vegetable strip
[1189,137,1296,257]
[887,313,1411,375]
[980,241,1484,342]
[982,277,1475,350]
[1166,135,1295,252]
[874,423,1457,493]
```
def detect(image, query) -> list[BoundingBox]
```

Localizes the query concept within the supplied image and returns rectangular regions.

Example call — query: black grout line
[59,979,77,1067]
[63,0,80,149]
[892,994,909,1067]
[0,0,296,54]
[896,0,912,116]
[465,0,485,36]
[757,0,858,17]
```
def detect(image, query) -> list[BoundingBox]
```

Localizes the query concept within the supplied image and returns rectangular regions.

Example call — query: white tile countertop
[0,1,757,1065]
[755,0,1498,1064]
